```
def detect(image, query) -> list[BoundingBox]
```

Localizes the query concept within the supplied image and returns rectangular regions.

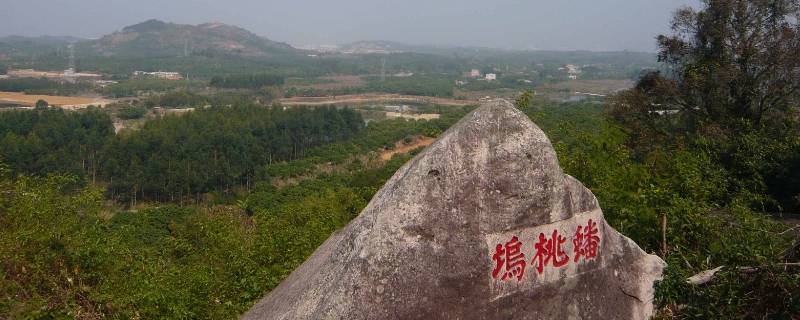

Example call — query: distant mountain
[83,19,301,58]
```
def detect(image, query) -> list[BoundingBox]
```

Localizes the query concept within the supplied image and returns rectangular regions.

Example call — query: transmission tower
[381,57,386,82]
[68,44,76,71]
[65,43,76,83]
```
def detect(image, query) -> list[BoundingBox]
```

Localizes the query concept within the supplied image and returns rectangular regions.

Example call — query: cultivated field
[290,75,367,90]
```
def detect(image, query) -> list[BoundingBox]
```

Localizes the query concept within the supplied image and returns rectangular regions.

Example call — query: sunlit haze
[2,0,700,51]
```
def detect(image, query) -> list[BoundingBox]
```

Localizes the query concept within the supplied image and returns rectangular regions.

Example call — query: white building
[384,105,411,112]
[485,73,497,81]
[133,71,184,80]
[564,64,581,80]
[469,69,481,78]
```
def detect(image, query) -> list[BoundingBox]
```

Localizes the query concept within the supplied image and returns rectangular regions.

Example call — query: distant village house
[564,64,581,80]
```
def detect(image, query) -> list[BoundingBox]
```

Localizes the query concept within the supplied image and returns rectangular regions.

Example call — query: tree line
[0,77,90,95]
[0,105,364,204]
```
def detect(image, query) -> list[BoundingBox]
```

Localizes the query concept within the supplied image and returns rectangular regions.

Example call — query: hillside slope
[84,19,300,58]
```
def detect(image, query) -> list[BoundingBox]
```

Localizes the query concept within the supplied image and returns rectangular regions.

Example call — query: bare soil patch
[0,91,112,109]
[380,136,435,161]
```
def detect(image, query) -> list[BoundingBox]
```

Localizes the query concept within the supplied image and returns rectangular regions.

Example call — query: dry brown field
[0,91,112,109]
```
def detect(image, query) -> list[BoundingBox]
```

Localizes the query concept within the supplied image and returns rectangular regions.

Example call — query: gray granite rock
[243,99,665,320]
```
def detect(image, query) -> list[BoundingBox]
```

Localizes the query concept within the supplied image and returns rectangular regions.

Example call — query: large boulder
[243,99,665,319]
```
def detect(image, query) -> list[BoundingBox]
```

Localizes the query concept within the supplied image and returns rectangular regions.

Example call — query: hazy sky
[1,0,700,52]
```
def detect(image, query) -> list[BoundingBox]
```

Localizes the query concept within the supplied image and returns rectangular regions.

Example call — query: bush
[145,90,207,108]
[117,106,147,119]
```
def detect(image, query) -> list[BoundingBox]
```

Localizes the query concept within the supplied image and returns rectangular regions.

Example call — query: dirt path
[280,93,475,107]
[380,136,436,161]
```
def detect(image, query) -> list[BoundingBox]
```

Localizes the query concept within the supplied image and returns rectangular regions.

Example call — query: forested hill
[81,19,301,58]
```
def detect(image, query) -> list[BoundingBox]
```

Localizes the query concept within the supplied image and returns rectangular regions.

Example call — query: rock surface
[243,99,665,320]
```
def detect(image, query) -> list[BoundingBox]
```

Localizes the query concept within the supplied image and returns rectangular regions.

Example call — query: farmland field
[0,91,112,109]
[287,75,367,90]
[279,93,474,106]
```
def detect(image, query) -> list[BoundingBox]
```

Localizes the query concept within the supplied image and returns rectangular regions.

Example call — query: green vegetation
[0,107,112,179]
[34,99,48,109]
[0,78,90,95]
[104,106,364,203]
[117,105,147,120]
[100,79,205,98]
[0,64,7,75]
[210,73,285,89]
[0,105,366,204]
[0,153,417,319]
[283,86,366,98]
[521,1,799,317]
[518,99,799,318]
[364,75,454,97]
[284,77,335,86]
[0,4,797,318]
[143,90,207,108]
[0,104,474,319]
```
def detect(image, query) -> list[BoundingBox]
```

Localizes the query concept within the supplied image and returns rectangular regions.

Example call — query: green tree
[615,0,800,130]
[515,90,533,108]
[612,0,800,211]
[34,99,48,109]
[117,106,147,120]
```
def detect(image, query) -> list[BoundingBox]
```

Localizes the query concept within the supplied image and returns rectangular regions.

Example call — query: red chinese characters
[573,219,600,262]
[532,230,570,274]
[490,219,602,282]
[491,236,527,281]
